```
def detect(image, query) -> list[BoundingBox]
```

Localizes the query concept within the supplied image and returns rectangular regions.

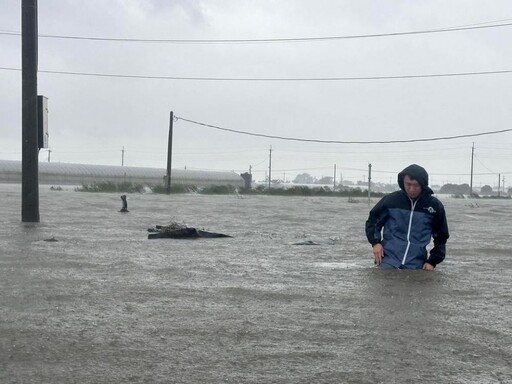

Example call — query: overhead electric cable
[175,116,512,144]
[2,66,512,82]
[1,21,512,43]
[474,154,498,174]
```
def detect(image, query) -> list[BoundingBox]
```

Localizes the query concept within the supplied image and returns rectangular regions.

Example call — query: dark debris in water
[147,221,231,240]
[292,240,321,246]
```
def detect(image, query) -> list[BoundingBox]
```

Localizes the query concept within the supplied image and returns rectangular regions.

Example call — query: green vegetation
[240,185,384,197]
[74,181,384,198]
[150,184,198,194]
[75,182,146,193]
[200,185,237,194]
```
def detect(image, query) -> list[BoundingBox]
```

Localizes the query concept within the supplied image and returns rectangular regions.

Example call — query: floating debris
[148,221,231,239]
[44,237,58,242]
[292,240,321,246]
[147,221,187,233]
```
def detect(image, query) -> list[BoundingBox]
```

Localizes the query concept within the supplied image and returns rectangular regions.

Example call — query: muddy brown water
[0,185,510,383]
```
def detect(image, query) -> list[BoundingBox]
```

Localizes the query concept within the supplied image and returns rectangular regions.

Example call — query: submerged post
[166,111,174,194]
[21,0,40,222]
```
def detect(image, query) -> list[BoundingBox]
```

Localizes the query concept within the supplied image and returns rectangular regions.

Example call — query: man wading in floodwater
[365,164,449,270]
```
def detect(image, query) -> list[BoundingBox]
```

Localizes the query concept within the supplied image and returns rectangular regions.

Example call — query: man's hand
[422,262,434,271]
[373,243,384,265]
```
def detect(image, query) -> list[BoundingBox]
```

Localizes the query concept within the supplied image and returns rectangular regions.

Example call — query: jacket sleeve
[428,200,449,267]
[365,197,389,246]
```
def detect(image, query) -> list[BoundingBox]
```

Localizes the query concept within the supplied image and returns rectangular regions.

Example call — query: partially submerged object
[292,240,321,246]
[119,195,129,212]
[148,222,231,239]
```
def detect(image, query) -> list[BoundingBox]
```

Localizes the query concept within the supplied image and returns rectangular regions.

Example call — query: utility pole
[249,165,252,175]
[333,164,337,191]
[498,173,501,197]
[121,146,125,166]
[166,111,174,194]
[268,145,272,189]
[368,163,372,206]
[21,0,39,222]
[469,143,474,197]
[47,148,51,162]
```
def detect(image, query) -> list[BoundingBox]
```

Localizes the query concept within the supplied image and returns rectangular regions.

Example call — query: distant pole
[469,143,474,197]
[268,145,272,189]
[121,146,125,166]
[166,111,174,194]
[21,0,39,223]
[333,164,336,191]
[249,165,252,174]
[498,173,501,197]
[47,148,51,162]
[368,163,372,206]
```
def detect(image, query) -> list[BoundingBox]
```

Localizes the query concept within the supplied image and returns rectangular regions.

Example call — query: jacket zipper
[401,198,417,265]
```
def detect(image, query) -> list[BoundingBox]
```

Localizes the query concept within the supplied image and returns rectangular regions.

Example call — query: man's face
[404,175,422,199]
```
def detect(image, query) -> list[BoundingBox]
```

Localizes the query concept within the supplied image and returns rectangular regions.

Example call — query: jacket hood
[398,164,433,195]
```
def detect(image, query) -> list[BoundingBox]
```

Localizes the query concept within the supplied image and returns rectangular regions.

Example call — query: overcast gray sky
[2,0,512,187]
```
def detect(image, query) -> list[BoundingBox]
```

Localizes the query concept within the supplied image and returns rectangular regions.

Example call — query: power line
[2,21,512,44]
[474,153,498,174]
[2,66,512,82]
[175,116,512,144]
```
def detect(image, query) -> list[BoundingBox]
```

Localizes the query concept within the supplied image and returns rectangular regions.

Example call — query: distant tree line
[438,183,471,195]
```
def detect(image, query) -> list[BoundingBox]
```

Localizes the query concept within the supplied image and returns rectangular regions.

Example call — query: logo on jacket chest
[424,206,436,214]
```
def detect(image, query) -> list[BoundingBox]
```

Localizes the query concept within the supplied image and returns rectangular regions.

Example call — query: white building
[0,160,244,188]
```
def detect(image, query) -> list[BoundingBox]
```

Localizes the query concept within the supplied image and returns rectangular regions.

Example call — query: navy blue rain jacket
[365,164,449,269]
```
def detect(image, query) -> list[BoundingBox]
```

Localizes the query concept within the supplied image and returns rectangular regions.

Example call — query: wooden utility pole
[166,111,174,194]
[22,0,39,222]
[498,173,501,197]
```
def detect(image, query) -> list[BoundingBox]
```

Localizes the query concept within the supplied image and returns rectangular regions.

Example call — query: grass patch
[75,182,146,193]
[150,184,198,194]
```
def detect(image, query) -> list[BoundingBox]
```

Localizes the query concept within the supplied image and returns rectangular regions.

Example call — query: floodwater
[0,184,510,384]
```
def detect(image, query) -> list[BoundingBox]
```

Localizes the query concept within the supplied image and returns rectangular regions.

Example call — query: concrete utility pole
[166,111,174,194]
[21,0,39,222]
[268,145,272,190]
[368,163,372,206]
[469,143,474,197]
[333,164,336,191]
